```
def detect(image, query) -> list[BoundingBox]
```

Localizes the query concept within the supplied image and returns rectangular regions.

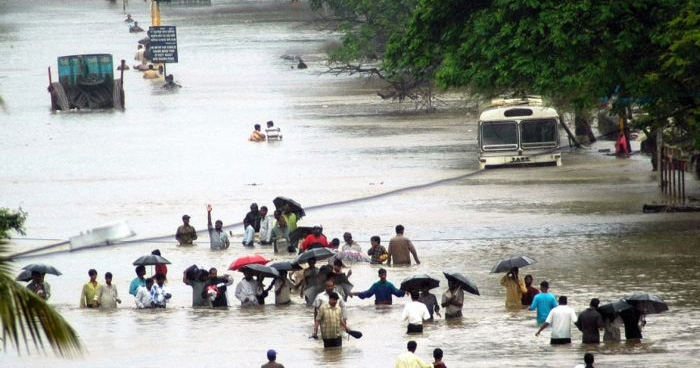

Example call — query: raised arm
[207,204,213,228]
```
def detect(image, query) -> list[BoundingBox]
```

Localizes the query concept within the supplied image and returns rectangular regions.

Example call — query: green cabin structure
[48,54,125,111]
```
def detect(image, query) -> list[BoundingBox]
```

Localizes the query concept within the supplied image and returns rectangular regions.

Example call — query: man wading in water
[207,204,229,250]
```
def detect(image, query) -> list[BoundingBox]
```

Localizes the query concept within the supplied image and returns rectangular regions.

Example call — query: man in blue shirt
[129,265,146,297]
[529,280,557,325]
[350,268,405,305]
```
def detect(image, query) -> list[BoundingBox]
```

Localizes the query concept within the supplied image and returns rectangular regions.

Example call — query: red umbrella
[228,254,269,271]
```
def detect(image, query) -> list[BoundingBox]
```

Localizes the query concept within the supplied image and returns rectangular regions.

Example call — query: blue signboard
[148,26,178,63]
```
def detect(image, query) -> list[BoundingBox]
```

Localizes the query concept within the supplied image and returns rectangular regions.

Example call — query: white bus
[477,98,562,169]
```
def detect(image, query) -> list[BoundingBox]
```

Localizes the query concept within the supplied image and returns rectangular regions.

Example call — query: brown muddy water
[1,1,700,367]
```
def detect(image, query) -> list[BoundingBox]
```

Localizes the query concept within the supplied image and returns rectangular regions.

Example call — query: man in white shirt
[259,206,274,245]
[135,278,155,309]
[535,295,578,344]
[341,232,362,253]
[150,273,172,308]
[313,279,348,321]
[207,205,230,250]
[265,120,282,141]
[235,269,262,306]
[395,340,432,368]
[402,290,431,334]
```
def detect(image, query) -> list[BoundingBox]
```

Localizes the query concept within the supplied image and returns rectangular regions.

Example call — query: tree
[391,0,680,105]
[0,208,27,240]
[385,0,690,143]
[643,0,700,149]
[310,0,437,108]
[0,208,82,357]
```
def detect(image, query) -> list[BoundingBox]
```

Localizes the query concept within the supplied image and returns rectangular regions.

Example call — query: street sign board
[148,26,178,63]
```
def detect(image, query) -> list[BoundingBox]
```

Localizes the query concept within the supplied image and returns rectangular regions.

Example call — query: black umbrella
[598,300,633,316]
[273,196,305,218]
[303,284,323,306]
[269,261,302,272]
[290,226,314,248]
[295,247,335,264]
[490,255,537,273]
[15,270,33,282]
[241,264,280,279]
[138,37,150,45]
[132,254,171,266]
[21,263,62,276]
[346,329,362,339]
[333,273,353,299]
[443,272,480,295]
[624,293,669,314]
[400,274,440,292]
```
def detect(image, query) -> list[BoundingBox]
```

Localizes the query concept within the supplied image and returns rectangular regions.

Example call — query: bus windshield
[521,119,558,148]
[481,121,518,150]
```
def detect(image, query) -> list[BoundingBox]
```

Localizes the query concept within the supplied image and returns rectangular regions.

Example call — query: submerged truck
[48,54,125,111]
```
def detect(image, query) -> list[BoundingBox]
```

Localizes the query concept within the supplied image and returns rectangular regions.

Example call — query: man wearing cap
[261,349,284,368]
[176,214,197,246]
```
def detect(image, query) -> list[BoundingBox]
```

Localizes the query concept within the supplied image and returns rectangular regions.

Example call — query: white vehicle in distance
[477,96,562,169]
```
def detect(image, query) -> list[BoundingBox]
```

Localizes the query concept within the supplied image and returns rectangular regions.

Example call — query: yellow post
[151,0,161,27]
[150,0,163,77]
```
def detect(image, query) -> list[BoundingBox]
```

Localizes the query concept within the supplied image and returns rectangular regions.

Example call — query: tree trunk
[574,110,596,144]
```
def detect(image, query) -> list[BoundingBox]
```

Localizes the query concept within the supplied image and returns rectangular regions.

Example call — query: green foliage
[0,210,83,357]
[643,0,700,148]
[0,208,27,240]
[389,0,681,112]
[315,0,700,147]
[310,0,418,63]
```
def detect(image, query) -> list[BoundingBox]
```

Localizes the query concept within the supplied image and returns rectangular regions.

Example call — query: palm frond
[0,271,83,357]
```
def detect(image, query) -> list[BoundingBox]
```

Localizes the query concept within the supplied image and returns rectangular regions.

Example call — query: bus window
[521,119,558,148]
[481,121,518,150]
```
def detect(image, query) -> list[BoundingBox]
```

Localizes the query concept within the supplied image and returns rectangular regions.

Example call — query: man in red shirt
[300,226,328,251]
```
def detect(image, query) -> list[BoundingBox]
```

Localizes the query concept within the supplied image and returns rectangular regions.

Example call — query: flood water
[2,1,700,367]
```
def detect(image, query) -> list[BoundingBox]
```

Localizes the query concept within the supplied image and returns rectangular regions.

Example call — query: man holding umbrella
[27,271,51,301]
[441,279,464,319]
[500,267,527,309]
[236,269,263,306]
